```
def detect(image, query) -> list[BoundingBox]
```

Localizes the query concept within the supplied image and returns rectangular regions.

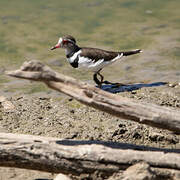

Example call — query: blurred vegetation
[0,0,179,93]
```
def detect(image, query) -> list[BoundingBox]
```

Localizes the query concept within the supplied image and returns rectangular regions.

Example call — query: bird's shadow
[99,82,167,93]
[56,139,180,153]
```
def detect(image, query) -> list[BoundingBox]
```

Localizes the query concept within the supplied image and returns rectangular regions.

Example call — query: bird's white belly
[78,54,123,72]
[78,56,105,72]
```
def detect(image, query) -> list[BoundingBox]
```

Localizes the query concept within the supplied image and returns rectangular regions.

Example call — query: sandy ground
[0,1,179,179]
[0,29,179,180]
[0,83,179,180]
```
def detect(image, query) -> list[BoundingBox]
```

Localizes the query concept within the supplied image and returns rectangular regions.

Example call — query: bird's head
[51,35,76,50]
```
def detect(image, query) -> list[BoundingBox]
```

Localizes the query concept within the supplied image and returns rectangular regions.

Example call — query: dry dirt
[0,83,180,180]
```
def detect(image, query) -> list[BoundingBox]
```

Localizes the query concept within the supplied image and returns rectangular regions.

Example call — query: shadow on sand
[99,82,167,93]
[56,139,180,153]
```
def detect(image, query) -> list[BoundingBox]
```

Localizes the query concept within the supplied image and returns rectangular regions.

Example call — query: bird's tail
[120,49,142,56]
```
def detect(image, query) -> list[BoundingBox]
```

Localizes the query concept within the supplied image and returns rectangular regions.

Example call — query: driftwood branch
[6,60,180,133]
[0,133,179,177]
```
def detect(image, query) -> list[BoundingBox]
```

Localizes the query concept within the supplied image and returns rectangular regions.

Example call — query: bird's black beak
[50,46,56,50]
[50,43,60,50]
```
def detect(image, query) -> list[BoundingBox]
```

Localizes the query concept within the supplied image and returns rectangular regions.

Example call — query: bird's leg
[94,70,124,88]
[93,69,104,88]
[93,73,101,86]
[97,71,123,87]
[97,72,104,84]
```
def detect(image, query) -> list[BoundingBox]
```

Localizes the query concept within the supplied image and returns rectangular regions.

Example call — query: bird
[50,35,142,87]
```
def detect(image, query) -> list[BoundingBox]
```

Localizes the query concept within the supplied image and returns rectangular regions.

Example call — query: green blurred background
[0,0,179,93]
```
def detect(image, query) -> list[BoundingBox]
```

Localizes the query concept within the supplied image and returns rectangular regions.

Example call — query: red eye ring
[63,39,68,44]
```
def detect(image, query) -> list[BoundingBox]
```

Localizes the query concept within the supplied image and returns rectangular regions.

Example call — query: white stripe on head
[66,39,75,44]
[58,38,63,44]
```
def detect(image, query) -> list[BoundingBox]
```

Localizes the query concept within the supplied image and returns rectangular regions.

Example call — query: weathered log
[6,60,180,133]
[0,133,179,177]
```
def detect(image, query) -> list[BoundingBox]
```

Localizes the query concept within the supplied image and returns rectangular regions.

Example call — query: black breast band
[70,56,79,68]
[70,61,78,68]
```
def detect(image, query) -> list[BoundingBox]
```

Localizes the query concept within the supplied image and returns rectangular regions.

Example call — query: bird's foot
[96,83,103,88]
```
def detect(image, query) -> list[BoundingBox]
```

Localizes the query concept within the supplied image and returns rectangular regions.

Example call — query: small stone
[119,128,127,134]
[133,132,142,139]
[168,83,177,87]
[118,123,126,128]
[0,96,15,112]
[39,97,49,100]
[112,128,127,137]
[122,162,155,180]
[165,135,179,144]
[131,90,137,94]
[66,132,78,139]
[54,173,71,180]
[149,132,164,142]
[70,109,75,114]
[16,97,23,100]
[112,130,119,137]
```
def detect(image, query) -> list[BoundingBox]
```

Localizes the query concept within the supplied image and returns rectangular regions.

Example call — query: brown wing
[80,47,119,62]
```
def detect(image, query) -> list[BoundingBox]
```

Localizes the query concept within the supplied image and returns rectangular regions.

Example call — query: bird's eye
[63,40,68,44]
